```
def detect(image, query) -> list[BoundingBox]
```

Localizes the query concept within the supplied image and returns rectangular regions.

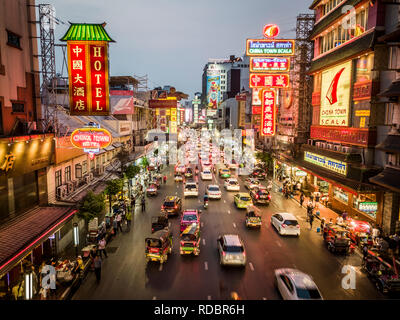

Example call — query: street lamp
[24,271,33,300]
[73,223,79,257]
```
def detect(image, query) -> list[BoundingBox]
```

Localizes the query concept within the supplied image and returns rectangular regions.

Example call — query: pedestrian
[131,197,136,213]
[112,217,118,237]
[98,237,108,258]
[126,210,132,231]
[116,212,123,232]
[300,193,305,208]
[163,175,167,184]
[93,254,102,283]
[309,213,314,230]
[105,215,111,230]
[141,196,146,212]
[320,217,326,234]
[342,211,348,220]
[336,215,344,225]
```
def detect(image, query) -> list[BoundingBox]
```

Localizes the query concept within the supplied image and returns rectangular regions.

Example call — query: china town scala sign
[70,128,112,150]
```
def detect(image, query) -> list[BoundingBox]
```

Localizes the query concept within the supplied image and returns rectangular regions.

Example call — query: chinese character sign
[67,41,110,115]
[261,90,276,136]
[250,57,290,73]
[249,74,289,88]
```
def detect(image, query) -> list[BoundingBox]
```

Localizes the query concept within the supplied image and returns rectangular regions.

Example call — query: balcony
[310,126,376,147]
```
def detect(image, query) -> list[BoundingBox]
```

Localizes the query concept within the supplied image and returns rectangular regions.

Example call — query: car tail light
[268,195,271,200]
[161,205,165,209]
[281,224,286,228]
[255,194,259,199]
[174,205,178,209]
[222,251,226,256]
[180,241,185,246]
[296,224,300,228]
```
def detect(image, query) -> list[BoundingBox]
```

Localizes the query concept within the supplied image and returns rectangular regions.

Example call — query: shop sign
[310,125,376,147]
[250,57,290,73]
[353,81,373,101]
[249,73,289,88]
[0,153,16,172]
[295,170,307,177]
[252,106,262,115]
[149,100,177,108]
[304,151,347,176]
[252,88,262,106]
[67,41,110,115]
[261,89,276,136]
[263,24,280,38]
[238,101,246,127]
[355,110,370,117]
[246,39,295,56]
[70,128,112,150]
[358,202,378,213]
[320,61,352,126]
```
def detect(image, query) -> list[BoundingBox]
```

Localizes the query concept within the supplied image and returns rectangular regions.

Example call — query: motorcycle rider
[203,193,209,208]
[195,165,199,176]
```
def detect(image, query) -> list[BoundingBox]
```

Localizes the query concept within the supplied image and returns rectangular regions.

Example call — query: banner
[207,75,221,109]
[261,89,276,136]
[67,41,110,115]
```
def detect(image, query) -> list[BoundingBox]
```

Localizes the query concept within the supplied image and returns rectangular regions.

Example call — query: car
[174,173,183,182]
[146,184,158,196]
[250,168,266,180]
[206,184,222,199]
[244,178,260,190]
[185,167,193,178]
[184,182,199,197]
[217,234,246,267]
[233,193,253,209]
[175,164,186,174]
[271,213,300,236]
[274,268,323,300]
[161,196,182,216]
[224,178,240,191]
[202,162,212,171]
[201,170,213,180]
[219,168,231,178]
[250,188,271,205]
[227,160,239,170]
[180,209,200,232]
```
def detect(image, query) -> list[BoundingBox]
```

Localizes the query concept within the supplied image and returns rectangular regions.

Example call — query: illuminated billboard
[246,39,295,56]
[320,60,352,126]
[252,88,262,106]
[70,127,112,151]
[261,89,276,136]
[263,24,280,38]
[250,57,290,73]
[249,74,289,88]
[207,75,221,109]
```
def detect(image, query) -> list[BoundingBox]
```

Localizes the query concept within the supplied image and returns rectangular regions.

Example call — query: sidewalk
[272,180,339,222]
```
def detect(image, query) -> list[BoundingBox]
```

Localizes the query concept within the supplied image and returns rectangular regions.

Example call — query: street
[73,165,383,300]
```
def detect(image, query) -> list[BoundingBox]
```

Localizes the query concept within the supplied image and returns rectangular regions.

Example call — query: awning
[0,206,76,277]
[378,27,400,43]
[378,80,400,98]
[113,142,122,148]
[105,145,115,152]
[376,134,400,154]
[370,167,400,193]
[97,149,106,155]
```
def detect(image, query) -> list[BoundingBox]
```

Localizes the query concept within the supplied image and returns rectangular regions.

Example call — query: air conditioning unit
[89,172,94,180]
[315,142,321,148]
[342,146,351,153]
[333,145,341,152]
[56,185,68,200]
[84,175,91,184]
[307,139,314,146]
[66,181,74,194]
[320,142,327,149]
[326,143,333,150]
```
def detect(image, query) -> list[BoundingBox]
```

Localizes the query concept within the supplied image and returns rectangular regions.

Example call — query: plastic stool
[316,227,321,233]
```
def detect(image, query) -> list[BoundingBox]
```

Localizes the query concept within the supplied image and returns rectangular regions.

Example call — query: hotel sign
[70,128,112,150]
[304,151,347,176]
[246,39,295,56]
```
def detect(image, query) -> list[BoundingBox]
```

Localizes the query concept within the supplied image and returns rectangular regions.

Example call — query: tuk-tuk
[363,250,400,294]
[152,175,162,189]
[174,173,183,182]
[145,229,173,264]
[347,219,373,248]
[146,183,158,196]
[323,224,352,254]
[151,214,168,233]
[180,223,201,256]
[245,205,262,228]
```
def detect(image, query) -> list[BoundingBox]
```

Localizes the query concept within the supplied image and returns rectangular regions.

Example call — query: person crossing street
[141,196,146,212]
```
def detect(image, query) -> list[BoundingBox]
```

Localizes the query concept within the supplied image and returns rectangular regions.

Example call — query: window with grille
[12,102,24,113]
[7,30,21,49]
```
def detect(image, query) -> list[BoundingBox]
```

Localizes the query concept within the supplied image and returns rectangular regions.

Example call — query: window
[385,103,395,126]
[55,170,62,187]
[7,30,21,49]
[75,164,82,179]
[353,193,377,219]
[280,275,294,293]
[65,166,71,182]
[333,186,348,204]
[82,161,88,174]
[11,102,24,113]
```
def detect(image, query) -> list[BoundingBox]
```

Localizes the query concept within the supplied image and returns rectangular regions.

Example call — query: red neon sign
[249,73,289,88]
[70,128,112,149]
[252,106,262,115]
[261,90,276,136]
[67,41,110,115]
[263,24,280,38]
[250,57,290,73]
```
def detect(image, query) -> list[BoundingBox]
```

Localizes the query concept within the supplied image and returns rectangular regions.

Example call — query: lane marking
[276,240,282,247]
[223,200,226,203]
[249,262,255,271]
[207,295,212,300]
[228,210,231,214]
[204,261,208,270]
[159,264,163,272]
[202,239,206,246]
[233,222,237,228]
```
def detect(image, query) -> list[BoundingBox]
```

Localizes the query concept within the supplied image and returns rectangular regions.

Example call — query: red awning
[0,206,76,277]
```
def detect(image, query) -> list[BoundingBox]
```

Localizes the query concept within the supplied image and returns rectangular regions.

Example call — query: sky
[47,0,312,99]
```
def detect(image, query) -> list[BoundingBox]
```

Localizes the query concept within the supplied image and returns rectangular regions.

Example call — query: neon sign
[261,90,276,136]
[70,128,112,150]
[249,74,289,88]
[246,39,295,56]
[250,57,290,73]
[263,24,280,38]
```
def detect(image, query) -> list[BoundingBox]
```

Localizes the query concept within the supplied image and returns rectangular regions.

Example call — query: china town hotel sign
[61,23,115,116]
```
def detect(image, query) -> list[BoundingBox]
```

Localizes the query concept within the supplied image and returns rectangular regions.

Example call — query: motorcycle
[204,201,208,209]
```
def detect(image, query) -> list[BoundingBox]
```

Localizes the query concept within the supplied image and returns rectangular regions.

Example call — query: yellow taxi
[234,193,253,209]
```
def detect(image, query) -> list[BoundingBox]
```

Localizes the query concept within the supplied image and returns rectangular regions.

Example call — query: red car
[180,209,200,232]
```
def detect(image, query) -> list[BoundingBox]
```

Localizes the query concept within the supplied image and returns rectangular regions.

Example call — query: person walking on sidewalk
[309,214,314,230]
[98,237,108,258]
[300,193,305,208]
[94,254,102,283]
[131,197,136,213]
[116,212,123,233]
[163,175,167,184]
[320,217,326,234]
[126,210,132,231]
[112,218,118,237]
[141,196,146,212]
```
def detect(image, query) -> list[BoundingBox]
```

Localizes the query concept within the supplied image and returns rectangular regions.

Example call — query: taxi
[234,193,253,209]
[219,168,231,179]
[180,209,200,232]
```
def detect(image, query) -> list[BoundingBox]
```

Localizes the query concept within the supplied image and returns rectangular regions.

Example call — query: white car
[224,178,240,191]
[217,234,246,267]
[206,185,221,199]
[271,213,300,236]
[184,182,199,197]
[274,268,323,300]
[201,170,213,180]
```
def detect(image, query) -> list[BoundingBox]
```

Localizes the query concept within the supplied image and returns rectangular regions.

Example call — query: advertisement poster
[320,60,352,126]
[207,75,221,109]
[261,89,276,136]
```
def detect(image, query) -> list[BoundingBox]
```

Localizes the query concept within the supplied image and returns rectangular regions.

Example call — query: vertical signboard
[207,75,221,109]
[170,108,177,133]
[261,89,276,136]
